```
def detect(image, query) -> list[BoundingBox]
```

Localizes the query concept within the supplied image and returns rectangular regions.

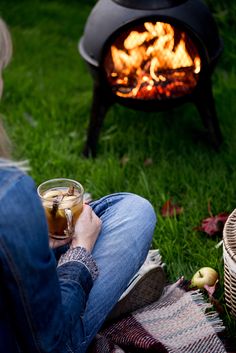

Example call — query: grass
[0,0,236,338]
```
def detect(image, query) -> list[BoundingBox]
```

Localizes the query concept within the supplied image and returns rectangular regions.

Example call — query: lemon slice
[43,189,63,200]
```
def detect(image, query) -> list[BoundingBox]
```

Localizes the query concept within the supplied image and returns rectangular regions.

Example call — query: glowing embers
[104,21,201,99]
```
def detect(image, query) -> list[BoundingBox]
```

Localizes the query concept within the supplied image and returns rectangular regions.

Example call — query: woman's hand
[49,236,71,249]
[71,204,102,252]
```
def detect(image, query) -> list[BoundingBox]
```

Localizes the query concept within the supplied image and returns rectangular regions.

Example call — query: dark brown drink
[38,179,84,239]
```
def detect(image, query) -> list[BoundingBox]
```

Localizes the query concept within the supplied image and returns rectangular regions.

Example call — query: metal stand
[83,81,114,157]
[193,76,223,150]
[83,76,223,157]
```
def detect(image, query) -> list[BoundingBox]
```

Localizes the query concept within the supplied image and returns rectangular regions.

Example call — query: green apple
[191,267,218,289]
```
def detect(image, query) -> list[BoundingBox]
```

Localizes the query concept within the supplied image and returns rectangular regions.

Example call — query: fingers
[49,236,71,249]
[86,204,102,227]
[72,204,102,252]
[81,204,93,220]
[92,211,102,228]
[81,204,101,226]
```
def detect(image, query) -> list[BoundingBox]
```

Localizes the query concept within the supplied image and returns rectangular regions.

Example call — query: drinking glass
[37,178,84,239]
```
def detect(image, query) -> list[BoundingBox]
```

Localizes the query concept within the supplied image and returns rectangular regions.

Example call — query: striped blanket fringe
[89,282,226,353]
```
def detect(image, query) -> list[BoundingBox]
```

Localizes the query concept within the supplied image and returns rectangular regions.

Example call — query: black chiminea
[79,0,223,157]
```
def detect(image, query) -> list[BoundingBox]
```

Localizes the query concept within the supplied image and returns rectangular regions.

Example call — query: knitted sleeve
[57,246,99,281]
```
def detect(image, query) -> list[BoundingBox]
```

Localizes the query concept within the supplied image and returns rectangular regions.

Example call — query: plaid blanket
[88,283,226,353]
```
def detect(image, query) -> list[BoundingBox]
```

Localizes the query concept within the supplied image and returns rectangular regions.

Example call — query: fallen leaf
[203,281,224,314]
[204,280,218,297]
[196,212,229,237]
[161,199,183,217]
[178,277,194,291]
[143,158,153,167]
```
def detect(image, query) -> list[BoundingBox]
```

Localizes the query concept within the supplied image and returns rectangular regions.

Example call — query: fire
[105,21,201,99]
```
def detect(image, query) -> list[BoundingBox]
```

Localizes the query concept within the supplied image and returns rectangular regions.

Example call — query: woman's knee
[122,193,157,228]
[95,192,157,235]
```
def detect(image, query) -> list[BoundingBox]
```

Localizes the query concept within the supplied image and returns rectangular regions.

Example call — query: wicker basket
[223,208,236,318]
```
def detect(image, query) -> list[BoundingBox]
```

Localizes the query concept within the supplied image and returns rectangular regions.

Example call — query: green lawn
[0,0,236,337]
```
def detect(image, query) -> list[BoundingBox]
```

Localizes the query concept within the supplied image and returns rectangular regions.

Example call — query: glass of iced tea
[37,178,84,239]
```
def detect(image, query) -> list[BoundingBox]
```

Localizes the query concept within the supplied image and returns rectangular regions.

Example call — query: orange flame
[106,21,201,99]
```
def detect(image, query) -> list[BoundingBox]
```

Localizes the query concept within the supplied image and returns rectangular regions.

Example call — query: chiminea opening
[79,0,223,157]
[103,20,201,100]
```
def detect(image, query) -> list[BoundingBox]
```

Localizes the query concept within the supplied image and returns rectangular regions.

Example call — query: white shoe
[107,249,165,321]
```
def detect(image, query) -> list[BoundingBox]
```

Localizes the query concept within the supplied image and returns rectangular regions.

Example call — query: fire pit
[79,0,223,157]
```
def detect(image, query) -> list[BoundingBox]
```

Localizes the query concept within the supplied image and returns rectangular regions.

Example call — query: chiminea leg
[193,77,223,150]
[83,82,113,158]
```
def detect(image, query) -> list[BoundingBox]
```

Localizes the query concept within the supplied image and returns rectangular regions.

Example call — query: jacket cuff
[57,246,99,281]
[53,243,70,262]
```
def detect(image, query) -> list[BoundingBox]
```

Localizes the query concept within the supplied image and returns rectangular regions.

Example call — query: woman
[0,19,163,353]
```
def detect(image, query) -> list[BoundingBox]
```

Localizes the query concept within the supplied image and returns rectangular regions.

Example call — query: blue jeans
[77,192,157,352]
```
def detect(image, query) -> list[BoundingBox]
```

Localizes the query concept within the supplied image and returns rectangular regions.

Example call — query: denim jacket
[0,166,94,353]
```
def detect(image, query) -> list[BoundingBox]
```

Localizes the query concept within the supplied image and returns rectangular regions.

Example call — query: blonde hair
[0,19,12,70]
[0,19,12,160]
[0,19,29,171]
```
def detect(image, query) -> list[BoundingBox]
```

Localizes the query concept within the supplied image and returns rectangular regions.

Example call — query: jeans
[76,192,157,352]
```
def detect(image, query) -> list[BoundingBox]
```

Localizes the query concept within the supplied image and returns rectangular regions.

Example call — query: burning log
[110,66,198,99]
[105,21,201,100]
